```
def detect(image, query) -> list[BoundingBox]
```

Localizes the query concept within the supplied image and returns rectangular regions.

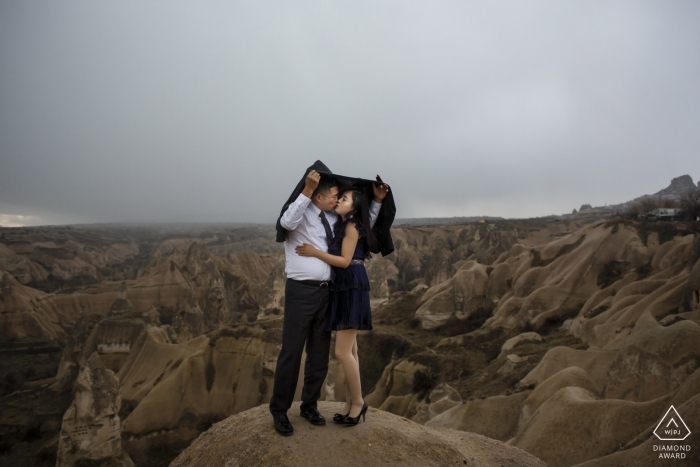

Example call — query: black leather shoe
[300,408,326,425]
[274,415,293,436]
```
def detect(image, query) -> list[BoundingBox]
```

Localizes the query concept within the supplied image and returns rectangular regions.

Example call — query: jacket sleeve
[280,194,311,230]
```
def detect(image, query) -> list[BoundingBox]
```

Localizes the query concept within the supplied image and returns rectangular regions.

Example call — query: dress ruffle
[331,263,370,292]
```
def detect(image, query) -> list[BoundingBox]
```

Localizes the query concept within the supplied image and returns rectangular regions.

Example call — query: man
[270,161,388,436]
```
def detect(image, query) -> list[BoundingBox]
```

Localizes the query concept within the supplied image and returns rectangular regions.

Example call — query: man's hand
[301,170,321,199]
[373,182,390,203]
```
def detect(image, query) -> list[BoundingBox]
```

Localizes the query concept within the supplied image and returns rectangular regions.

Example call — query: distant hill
[394,216,504,226]
[570,174,699,217]
[624,174,698,206]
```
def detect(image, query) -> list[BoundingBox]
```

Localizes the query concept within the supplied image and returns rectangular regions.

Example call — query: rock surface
[169,401,545,467]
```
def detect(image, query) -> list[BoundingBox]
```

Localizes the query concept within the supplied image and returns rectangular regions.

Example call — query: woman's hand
[296,243,319,258]
[373,183,390,203]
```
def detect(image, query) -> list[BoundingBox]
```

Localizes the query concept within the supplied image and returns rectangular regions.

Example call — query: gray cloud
[1,1,699,225]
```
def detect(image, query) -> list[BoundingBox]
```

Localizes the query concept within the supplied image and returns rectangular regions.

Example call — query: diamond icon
[654,405,691,441]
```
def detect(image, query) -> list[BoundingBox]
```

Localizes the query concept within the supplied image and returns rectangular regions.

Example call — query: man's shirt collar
[308,202,322,216]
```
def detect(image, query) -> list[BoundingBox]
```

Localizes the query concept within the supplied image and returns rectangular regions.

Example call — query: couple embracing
[269,160,396,436]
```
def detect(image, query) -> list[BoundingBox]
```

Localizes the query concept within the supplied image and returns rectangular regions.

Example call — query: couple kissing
[269,160,396,436]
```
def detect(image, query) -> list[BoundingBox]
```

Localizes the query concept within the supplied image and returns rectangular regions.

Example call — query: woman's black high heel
[333,402,352,423]
[341,402,368,426]
[333,411,350,423]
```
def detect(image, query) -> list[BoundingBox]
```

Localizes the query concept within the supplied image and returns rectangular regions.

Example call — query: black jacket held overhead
[275,160,396,257]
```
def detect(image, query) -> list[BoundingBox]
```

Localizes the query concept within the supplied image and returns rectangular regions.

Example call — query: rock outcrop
[365,358,428,411]
[56,352,133,467]
[51,313,101,393]
[415,260,491,329]
[656,174,696,198]
[256,255,286,318]
[106,282,135,317]
[169,401,546,467]
[118,325,291,466]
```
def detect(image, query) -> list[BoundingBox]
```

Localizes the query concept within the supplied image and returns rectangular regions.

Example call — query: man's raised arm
[280,170,320,230]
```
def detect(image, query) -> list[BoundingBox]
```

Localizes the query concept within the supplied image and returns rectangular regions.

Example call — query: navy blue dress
[326,217,372,331]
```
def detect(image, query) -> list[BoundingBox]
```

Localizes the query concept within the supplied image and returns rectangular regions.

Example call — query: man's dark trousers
[269,279,332,417]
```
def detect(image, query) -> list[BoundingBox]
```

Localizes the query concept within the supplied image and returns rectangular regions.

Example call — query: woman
[295,187,382,425]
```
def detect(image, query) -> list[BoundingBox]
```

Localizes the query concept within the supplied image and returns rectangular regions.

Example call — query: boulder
[169,401,546,467]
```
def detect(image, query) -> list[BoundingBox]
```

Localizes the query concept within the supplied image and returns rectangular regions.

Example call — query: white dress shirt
[280,194,381,281]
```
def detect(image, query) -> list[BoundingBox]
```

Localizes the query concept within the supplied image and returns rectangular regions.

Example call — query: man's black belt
[293,279,331,288]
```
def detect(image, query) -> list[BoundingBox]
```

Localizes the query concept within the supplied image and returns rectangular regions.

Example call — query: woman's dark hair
[345,190,378,254]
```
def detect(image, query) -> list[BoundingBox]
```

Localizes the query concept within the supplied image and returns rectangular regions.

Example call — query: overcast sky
[1,1,699,227]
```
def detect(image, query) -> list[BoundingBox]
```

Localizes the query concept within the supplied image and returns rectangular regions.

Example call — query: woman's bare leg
[341,335,360,414]
[352,336,359,365]
[335,329,364,417]
[341,379,351,414]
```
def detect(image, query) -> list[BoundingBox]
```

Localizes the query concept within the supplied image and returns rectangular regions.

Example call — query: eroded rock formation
[56,352,133,467]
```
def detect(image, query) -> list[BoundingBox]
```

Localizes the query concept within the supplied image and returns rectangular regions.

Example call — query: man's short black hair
[312,175,337,198]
